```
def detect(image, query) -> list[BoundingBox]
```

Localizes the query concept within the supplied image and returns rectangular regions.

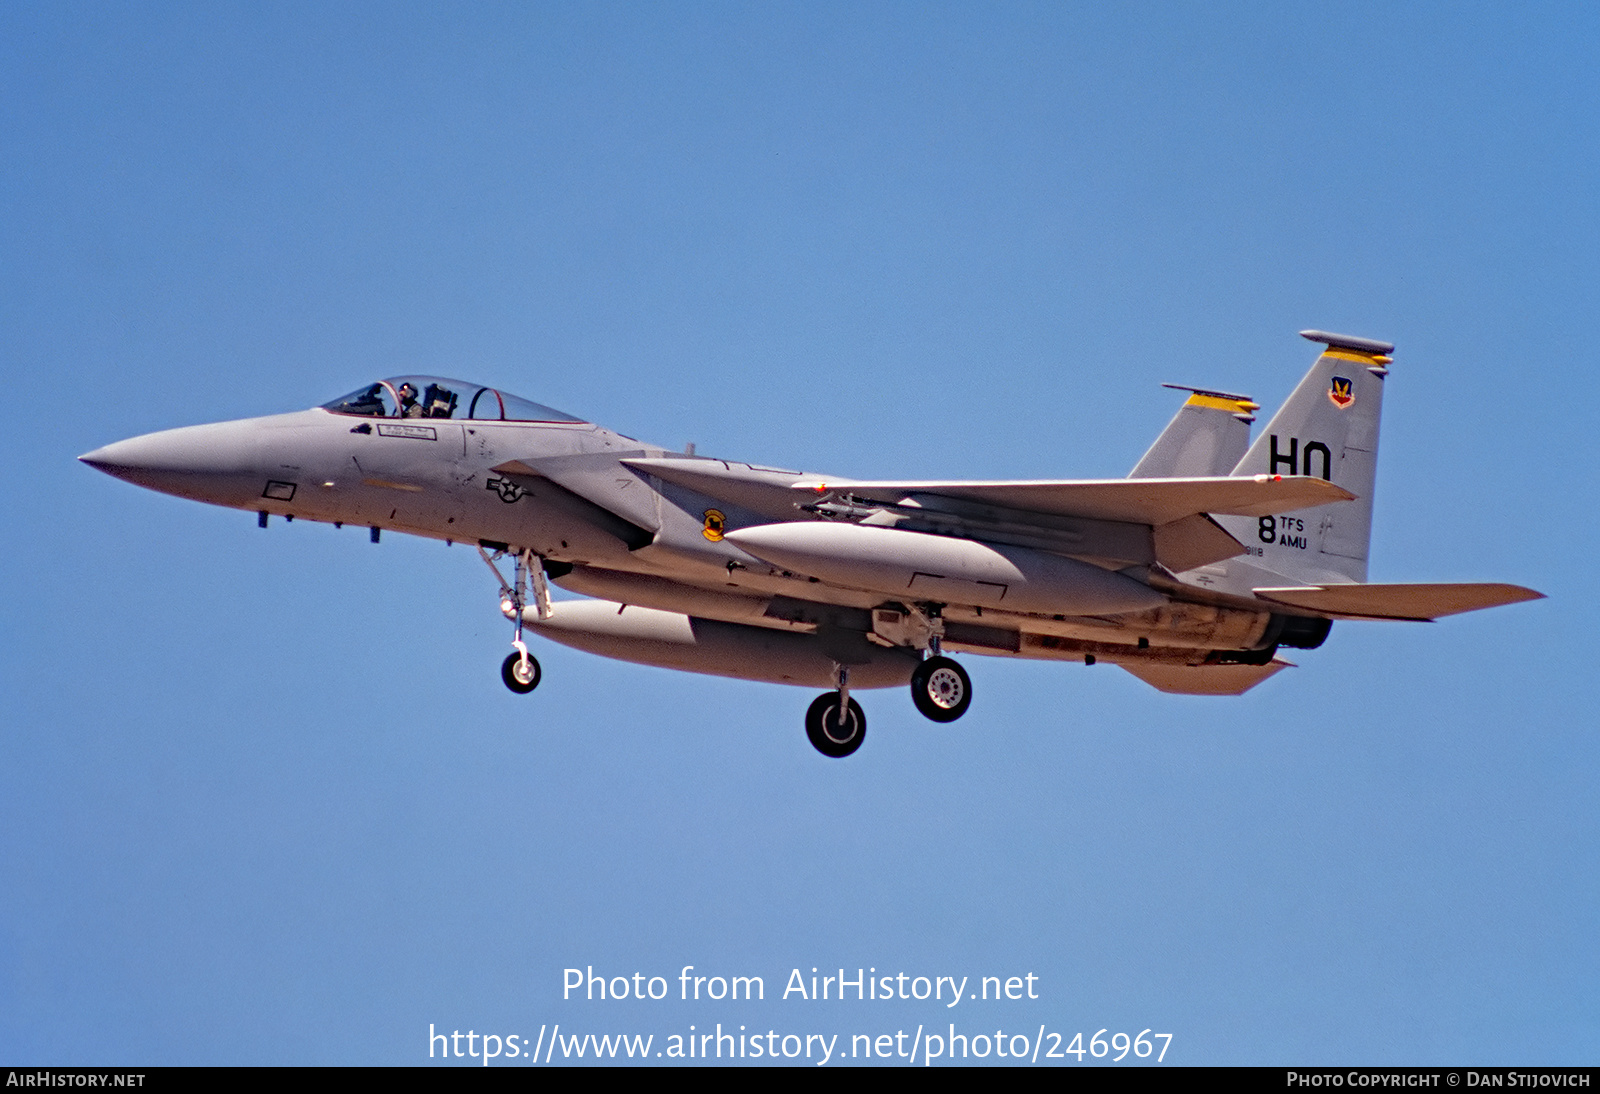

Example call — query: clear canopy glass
[320,376,584,423]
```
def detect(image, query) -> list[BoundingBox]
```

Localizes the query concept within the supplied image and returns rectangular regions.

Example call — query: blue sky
[2,2,1595,1066]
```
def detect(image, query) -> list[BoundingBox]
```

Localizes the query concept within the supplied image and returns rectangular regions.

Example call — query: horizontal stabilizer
[1119,658,1292,695]
[791,475,1354,525]
[1253,582,1545,621]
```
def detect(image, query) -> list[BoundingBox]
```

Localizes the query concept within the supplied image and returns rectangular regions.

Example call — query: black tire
[501,651,541,694]
[911,656,972,722]
[805,693,867,758]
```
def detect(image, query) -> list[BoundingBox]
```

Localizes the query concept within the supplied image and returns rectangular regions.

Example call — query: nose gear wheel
[911,656,972,722]
[481,545,551,696]
[501,649,542,693]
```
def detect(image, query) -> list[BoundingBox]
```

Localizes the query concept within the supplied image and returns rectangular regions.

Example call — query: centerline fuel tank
[523,600,920,689]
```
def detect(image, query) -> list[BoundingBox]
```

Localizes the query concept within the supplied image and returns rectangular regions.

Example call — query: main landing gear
[480,545,548,695]
[806,666,867,758]
[802,630,975,758]
[907,623,973,723]
[910,655,972,722]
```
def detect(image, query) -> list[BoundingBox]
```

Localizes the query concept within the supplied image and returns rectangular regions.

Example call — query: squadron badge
[1328,376,1355,409]
[702,508,726,542]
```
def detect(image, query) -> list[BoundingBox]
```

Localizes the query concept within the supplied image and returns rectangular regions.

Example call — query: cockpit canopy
[320,376,584,423]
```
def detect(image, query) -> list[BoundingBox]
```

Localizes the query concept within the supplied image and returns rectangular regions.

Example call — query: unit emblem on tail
[1328,376,1355,409]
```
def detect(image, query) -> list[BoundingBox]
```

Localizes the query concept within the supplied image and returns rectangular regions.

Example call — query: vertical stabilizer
[1213,331,1392,584]
[1129,386,1258,479]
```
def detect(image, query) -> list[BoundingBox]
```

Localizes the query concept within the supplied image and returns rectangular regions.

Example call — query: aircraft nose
[79,438,152,476]
[79,420,265,504]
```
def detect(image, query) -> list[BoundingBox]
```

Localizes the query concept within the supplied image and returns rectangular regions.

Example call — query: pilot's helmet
[398,382,418,399]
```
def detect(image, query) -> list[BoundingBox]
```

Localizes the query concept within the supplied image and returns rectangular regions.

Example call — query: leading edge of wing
[789,475,1355,525]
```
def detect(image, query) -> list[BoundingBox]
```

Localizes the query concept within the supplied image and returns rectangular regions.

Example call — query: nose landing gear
[480,545,548,695]
[501,649,541,693]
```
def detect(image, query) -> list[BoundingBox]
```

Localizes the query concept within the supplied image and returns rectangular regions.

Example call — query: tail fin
[1213,330,1393,584]
[1128,386,1258,479]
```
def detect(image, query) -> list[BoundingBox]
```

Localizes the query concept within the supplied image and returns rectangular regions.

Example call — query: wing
[625,459,1354,573]
[789,475,1355,524]
[625,459,1353,525]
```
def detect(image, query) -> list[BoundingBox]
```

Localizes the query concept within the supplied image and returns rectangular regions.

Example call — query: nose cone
[80,420,266,505]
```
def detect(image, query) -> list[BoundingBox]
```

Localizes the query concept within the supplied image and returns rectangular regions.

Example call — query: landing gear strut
[806,665,866,758]
[875,605,974,723]
[480,545,549,695]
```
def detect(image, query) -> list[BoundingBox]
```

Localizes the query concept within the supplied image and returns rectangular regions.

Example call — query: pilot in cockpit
[398,382,422,418]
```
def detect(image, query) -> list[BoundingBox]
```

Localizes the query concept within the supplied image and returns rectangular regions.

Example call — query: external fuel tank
[522,600,920,689]
[723,522,1166,616]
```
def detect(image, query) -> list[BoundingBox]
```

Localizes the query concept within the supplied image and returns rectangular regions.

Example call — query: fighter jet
[80,331,1542,757]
